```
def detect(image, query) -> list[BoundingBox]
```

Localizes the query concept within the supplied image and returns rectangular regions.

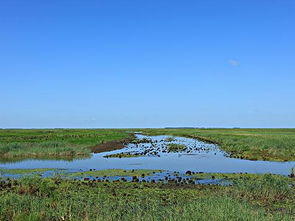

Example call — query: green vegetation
[0,174,294,220]
[130,138,152,144]
[164,137,175,142]
[0,168,58,175]
[0,129,129,159]
[0,168,162,179]
[190,171,287,180]
[0,155,88,164]
[1,129,295,220]
[64,169,162,178]
[1,128,295,161]
[167,143,187,152]
[140,128,295,161]
[104,152,141,158]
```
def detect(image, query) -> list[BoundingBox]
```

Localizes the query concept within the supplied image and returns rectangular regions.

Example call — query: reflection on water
[0,134,295,175]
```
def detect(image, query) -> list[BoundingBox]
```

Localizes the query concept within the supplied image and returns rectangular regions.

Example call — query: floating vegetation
[164,137,175,142]
[167,143,187,152]
[130,138,153,144]
[64,169,163,178]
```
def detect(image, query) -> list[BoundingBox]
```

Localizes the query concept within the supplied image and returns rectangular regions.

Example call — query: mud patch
[91,135,134,153]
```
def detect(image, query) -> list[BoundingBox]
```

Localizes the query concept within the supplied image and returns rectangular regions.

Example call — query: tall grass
[0,174,294,220]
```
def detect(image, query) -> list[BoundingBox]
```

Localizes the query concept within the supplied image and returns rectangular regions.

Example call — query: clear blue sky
[1,0,294,128]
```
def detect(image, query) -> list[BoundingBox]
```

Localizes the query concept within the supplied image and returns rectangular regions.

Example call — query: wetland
[0,128,295,220]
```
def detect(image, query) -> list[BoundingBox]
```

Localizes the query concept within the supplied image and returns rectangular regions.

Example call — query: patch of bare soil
[91,135,134,153]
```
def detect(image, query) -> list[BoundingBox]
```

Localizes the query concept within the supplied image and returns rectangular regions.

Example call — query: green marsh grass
[164,137,175,142]
[140,128,295,161]
[2,128,295,161]
[167,143,187,152]
[0,168,58,175]
[0,174,294,220]
[0,129,129,159]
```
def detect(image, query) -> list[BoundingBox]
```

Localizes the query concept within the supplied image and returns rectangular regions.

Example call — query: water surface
[0,134,294,175]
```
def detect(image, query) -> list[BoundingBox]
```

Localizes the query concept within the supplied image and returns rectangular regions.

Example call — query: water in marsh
[0,134,294,177]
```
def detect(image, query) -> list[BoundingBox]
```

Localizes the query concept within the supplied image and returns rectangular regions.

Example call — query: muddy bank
[91,135,134,153]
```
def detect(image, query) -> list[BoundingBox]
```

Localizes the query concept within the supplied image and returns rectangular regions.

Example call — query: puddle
[0,134,294,177]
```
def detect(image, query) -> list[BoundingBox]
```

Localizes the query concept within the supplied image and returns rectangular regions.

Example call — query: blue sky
[0,0,294,128]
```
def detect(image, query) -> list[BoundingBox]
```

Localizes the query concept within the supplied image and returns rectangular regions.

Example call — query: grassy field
[0,174,294,221]
[0,129,130,159]
[1,128,295,161]
[141,128,295,161]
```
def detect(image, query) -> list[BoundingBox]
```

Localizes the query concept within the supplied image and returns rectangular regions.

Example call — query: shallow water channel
[0,134,294,182]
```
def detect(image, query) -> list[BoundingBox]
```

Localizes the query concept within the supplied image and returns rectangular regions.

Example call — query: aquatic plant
[130,138,152,144]
[164,137,175,142]
[167,143,187,152]
[63,169,162,178]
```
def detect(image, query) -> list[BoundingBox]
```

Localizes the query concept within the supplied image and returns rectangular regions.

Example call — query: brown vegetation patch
[91,135,134,153]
